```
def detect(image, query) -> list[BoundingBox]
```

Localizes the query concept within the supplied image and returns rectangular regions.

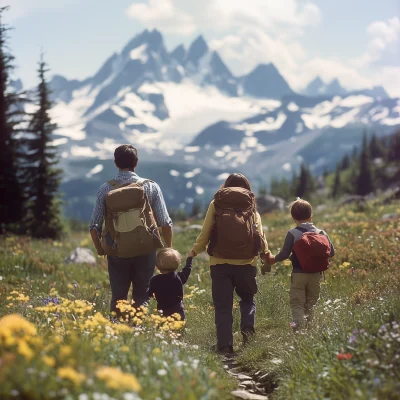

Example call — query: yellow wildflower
[152,347,161,354]
[42,355,56,367]
[96,366,141,391]
[121,345,129,353]
[59,345,72,357]
[0,314,37,337]
[17,340,34,360]
[57,367,86,386]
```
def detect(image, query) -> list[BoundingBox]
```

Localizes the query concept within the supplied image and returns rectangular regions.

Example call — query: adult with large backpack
[89,145,172,317]
[188,173,271,354]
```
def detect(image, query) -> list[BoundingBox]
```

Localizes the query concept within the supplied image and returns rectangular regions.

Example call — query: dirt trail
[222,355,270,400]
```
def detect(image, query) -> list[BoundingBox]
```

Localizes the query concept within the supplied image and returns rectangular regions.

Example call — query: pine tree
[388,129,400,162]
[356,132,375,196]
[0,7,25,233]
[295,163,315,199]
[369,133,385,159]
[340,154,350,170]
[259,184,267,196]
[290,171,299,198]
[23,55,63,238]
[190,199,201,218]
[332,164,341,198]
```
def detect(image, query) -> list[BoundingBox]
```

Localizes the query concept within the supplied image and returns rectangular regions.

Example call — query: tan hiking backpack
[207,187,262,259]
[101,178,164,258]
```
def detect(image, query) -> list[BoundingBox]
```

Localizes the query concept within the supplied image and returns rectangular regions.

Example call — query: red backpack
[293,227,331,272]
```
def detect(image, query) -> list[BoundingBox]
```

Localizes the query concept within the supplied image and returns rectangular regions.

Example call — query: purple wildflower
[349,335,357,344]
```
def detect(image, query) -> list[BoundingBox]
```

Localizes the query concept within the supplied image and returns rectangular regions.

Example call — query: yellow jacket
[192,200,270,266]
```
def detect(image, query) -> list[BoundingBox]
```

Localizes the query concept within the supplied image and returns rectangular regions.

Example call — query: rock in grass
[231,390,268,399]
[65,247,96,265]
[241,380,255,387]
[237,374,253,380]
[381,213,397,220]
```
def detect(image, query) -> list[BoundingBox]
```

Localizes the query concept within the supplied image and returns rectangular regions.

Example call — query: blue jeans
[107,252,156,315]
[210,264,257,350]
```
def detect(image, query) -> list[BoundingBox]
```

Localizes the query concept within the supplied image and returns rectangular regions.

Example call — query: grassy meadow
[0,200,399,399]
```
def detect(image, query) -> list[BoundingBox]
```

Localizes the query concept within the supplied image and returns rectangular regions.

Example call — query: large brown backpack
[101,178,164,258]
[207,187,262,259]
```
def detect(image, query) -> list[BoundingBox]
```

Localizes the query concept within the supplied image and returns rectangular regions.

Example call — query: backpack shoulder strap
[136,178,153,186]
[108,179,121,189]
[295,226,308,233]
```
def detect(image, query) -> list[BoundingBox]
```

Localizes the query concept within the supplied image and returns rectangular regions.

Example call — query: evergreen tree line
[0,7,62,238]
[266,163,317,201]
[266,129,400,201]
[331,130,400,198]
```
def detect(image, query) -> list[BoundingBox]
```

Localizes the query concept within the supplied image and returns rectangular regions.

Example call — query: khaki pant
[290,272,321,327]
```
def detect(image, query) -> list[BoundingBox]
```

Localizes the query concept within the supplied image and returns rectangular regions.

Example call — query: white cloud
[210,27,306,78]
[125,0,196,36]
[297,58,372,91]
[127,1,399,96]
[356,17,400,67]
[126,0,321,36]
[372,66,400,98]
[2,0,79,21]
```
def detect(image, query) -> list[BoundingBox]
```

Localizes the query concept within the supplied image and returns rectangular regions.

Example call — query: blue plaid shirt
[89,171,172,234]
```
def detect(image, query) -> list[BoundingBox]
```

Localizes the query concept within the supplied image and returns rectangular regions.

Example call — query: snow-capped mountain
[189,94,399,175]
[37,28,400,219]
[304,76,389,99]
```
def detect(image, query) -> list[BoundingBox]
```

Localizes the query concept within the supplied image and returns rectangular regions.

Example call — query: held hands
[265,254,276,265]
[260,252,276,265]
[187,250,197,258]
[260,252,276,275]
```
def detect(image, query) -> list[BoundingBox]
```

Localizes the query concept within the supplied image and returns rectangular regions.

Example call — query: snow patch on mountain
[153,81,267,143]
[130,44,148,63]
[339,95,373,108]
[86,164,104,178]
[382,116,400,126]
[287,102,299,112]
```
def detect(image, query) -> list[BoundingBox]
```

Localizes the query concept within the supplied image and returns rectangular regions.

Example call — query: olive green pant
[290,272,321,327]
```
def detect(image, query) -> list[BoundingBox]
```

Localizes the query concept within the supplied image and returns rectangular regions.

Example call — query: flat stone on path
[231,390,268,399]
[237,374,253,380]
[65,247,96,265]
[241,380,255,387]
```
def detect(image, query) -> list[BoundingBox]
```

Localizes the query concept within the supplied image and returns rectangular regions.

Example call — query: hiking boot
[210,344,234,355]
[242,327,255,346]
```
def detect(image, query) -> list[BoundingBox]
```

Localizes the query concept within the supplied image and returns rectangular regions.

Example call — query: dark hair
[114,145,138,169]
[289,198,313,221]
[222,173,252,191]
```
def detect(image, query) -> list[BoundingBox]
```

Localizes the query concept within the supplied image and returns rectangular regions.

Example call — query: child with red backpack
[265,198,335,331]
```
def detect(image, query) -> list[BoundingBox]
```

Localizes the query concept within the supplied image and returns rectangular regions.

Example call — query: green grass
[1,200,400,399]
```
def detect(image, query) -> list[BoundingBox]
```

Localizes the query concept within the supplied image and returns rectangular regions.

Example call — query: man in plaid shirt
[89,145,173,315]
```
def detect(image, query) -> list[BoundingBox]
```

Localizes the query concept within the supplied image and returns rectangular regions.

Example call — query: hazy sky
[3,0,400,96]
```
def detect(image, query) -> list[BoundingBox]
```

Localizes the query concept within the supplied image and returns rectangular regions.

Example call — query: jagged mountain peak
[209,51,232,77]
[326,78,346,95]
[185,35,209,67]
[242,63,293,99]
[122,28,166,57]
[170,44,186,64]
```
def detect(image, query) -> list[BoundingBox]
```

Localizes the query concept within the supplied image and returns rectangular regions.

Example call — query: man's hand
[187,250,197,258]
[161,226,173,248]
[90,229,105,257]
[96,247,105,256]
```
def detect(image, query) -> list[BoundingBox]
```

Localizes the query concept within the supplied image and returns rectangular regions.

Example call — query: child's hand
[187,250,196,258]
